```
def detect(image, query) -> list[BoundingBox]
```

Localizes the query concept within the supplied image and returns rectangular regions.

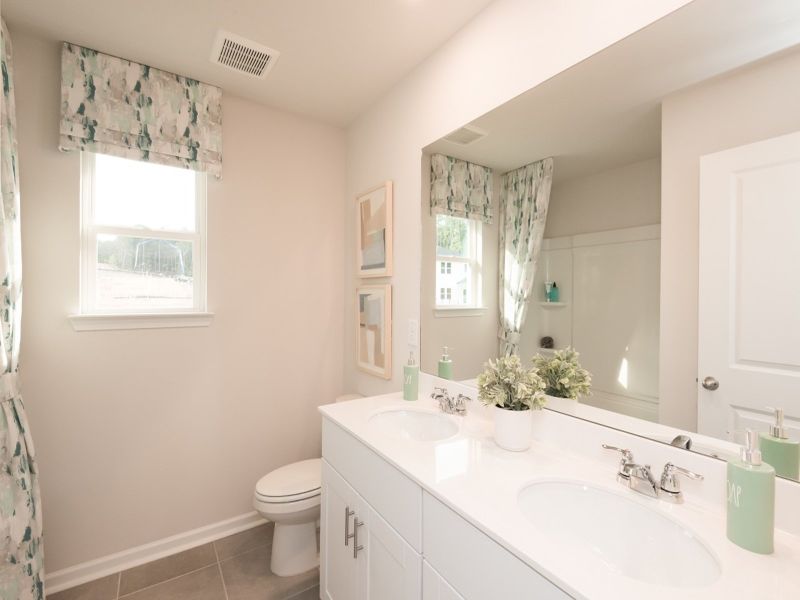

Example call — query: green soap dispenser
[438,346,453,380]
[760,407,800,480]
[726,429,775,554]
[403,351,419,401]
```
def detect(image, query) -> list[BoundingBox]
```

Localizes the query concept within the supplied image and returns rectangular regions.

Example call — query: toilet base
[270,521,319,576]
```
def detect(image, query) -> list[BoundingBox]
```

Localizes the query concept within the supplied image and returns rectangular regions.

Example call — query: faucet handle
[602,444,634,461]
[602,444,635,479]
[660,463,703,501]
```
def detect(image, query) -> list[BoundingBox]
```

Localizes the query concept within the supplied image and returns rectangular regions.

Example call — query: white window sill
[433,306,488,318]
[68,312,215,331]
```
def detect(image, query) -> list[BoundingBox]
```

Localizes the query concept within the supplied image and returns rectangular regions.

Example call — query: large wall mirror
[419,0,800,481]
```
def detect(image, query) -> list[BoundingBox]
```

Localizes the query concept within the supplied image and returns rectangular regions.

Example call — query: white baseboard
[45,511,265,595]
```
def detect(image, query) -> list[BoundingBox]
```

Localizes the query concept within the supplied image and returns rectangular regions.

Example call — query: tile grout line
[213,541,230,600]
[117,560,219,599]
[115,571,122,600]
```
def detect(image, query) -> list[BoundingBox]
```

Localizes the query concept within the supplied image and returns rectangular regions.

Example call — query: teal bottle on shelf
[726,430,775,554]
[403,351,419,401]
[760,407,800,480]
[548,282,560,303]
[438,346,453,380]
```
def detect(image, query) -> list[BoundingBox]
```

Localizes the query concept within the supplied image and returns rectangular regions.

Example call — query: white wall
[343,0,692,396]
[660,48,800,430]
[546,157,661,238]
[14,31,346,572]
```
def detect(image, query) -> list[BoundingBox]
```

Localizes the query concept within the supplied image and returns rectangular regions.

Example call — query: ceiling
[426,0,800,184]
[1,0,495,126]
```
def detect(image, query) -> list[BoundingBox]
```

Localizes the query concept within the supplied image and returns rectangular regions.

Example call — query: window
[435,214,482,308]
[78,153,208,319]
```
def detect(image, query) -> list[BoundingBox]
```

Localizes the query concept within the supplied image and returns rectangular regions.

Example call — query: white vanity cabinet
[321,417,570,600]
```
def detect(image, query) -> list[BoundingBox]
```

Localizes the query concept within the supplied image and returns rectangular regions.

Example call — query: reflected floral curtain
[0,20,44,600]
[430,154,493,223]
[498,158,553,356]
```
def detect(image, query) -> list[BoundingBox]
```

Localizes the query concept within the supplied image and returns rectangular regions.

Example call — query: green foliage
[532,347,592,400]
[436,215,467,255]
[477,354,547,412]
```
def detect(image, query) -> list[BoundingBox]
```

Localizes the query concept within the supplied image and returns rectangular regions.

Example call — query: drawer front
[422,493,572,600]
[322,418,423,551]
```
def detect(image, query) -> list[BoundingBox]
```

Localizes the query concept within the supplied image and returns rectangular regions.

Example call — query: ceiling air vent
[443,124,487,145]
[210,31,280,79]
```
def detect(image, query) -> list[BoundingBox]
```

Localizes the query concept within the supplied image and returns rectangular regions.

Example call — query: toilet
[253,394,363,576]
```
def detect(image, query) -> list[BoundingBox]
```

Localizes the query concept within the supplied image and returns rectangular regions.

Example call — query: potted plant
[477,355,546,451]
[532,347,592,400]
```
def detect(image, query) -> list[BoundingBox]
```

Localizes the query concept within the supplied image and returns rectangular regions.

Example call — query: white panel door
[359,501,422,600]
[321,460,359,600]
[698,130,800,441]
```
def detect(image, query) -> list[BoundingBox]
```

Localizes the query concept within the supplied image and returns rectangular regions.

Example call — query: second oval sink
[369,409,458,442]
[518,480,720,588]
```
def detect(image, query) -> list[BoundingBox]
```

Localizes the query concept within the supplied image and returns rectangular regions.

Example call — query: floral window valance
[59,43,223,177]
[430,153,493,224]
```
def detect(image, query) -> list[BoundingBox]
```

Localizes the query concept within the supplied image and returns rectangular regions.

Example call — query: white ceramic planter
[493,406,534,451]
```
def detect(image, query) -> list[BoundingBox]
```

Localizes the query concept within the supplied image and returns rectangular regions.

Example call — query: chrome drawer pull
[345,506,355,547]
[353,517,364,559]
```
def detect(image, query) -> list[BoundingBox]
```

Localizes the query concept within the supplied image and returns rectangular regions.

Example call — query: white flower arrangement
[477,355,547,411]
[532,347,592,400]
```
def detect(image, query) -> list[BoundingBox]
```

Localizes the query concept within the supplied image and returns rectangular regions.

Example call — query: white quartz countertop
[319,393,800,600]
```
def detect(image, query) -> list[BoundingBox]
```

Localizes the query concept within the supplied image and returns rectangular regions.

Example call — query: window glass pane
[96,234,193,309]
[436,215,470,258]
[94,154,196,231]
[435,261,471,306]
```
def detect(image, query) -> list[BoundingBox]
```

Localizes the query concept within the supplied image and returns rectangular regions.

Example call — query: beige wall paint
[344,0,692,397]
[420,160,500,379]
[660,48,800,430]
[14,31,346,571]
[546,157,661,238]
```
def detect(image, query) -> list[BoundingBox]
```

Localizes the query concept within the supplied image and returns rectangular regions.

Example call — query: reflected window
[435,215,482,308]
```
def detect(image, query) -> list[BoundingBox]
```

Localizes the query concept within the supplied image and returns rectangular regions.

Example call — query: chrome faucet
[431,387,471,416]
[603,444,703,501]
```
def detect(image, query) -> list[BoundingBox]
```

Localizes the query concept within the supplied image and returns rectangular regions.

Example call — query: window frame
[434,215,483,310]
[76,152,209,321]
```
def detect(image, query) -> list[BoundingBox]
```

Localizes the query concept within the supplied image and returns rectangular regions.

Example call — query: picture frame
[356,285,392,379]
[356,181,393,278]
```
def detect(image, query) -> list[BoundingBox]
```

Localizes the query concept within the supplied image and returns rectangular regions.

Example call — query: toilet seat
[255,458,321,504]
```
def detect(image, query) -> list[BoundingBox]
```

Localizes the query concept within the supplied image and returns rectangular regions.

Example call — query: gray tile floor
[49,523,319,600]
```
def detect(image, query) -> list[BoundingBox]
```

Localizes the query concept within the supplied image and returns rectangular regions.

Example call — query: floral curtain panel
[498,157,554,356]
[430,153,493,223]
[59,43,223,177]
[0,20,44,600]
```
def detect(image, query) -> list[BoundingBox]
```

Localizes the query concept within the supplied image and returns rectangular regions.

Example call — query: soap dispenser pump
[760,407,800,480]
[726,429,775,554]
[438,346,453,380]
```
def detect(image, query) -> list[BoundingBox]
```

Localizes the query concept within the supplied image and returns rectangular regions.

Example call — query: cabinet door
[358,502,422,600]
[422,561,465,600]
[321,460,359,600]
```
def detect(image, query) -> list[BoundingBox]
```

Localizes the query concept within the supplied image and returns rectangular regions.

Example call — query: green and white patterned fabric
[0,20,44,600]
[430,153,493,223]
[59,42,223,177]
[498,157,553,356]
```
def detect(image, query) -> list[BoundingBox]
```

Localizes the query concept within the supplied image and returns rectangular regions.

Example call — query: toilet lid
[255,458,321,502]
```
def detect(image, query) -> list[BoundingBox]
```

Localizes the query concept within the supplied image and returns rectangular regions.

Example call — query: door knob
[702,376,719,391]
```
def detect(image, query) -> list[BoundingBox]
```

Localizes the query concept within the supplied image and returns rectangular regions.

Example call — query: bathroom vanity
[319,388,800,600]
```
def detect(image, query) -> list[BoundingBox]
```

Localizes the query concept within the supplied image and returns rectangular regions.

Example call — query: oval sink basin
[369,409,458,442]
[518,480,720,588]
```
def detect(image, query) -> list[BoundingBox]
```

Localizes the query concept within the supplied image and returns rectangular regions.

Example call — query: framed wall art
[356,181,393,278]
[356,284,392,379]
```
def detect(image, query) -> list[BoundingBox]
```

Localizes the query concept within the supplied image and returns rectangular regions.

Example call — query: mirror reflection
[419,1,800,480]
